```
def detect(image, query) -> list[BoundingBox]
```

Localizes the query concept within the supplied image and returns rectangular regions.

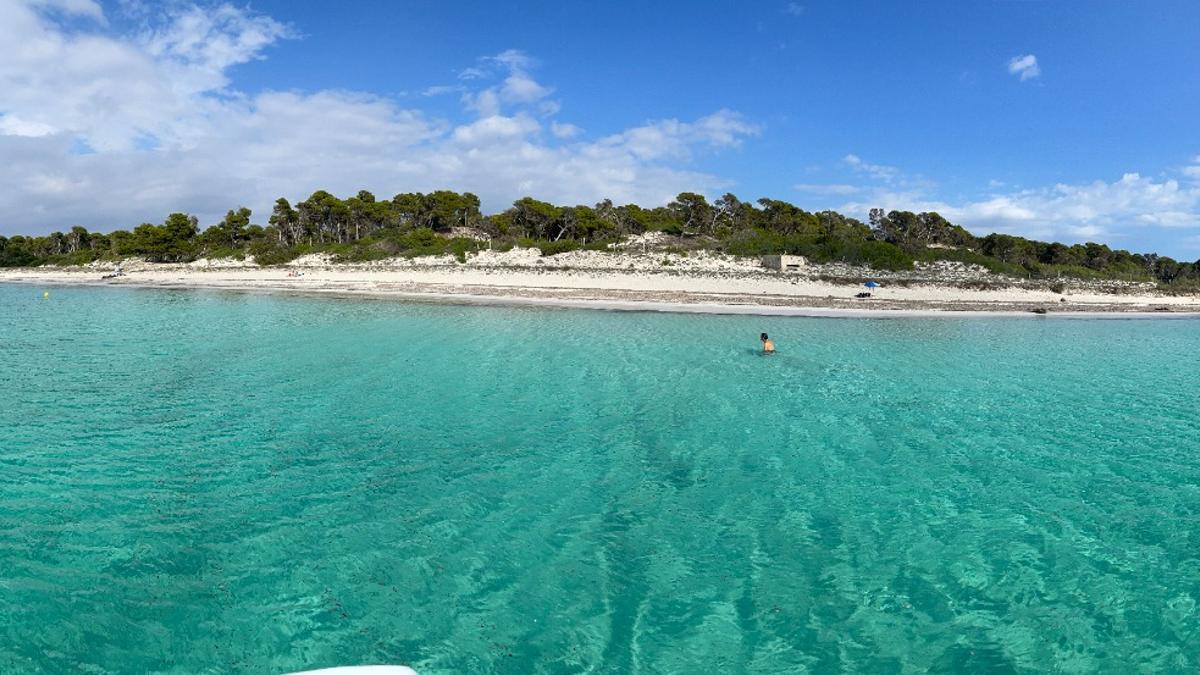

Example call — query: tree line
[2,189,1198,286]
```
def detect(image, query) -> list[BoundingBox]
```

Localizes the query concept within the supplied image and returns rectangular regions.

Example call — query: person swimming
[761,333,775,354]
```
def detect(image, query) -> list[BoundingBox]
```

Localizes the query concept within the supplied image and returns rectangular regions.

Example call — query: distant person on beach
[761,333,775,354]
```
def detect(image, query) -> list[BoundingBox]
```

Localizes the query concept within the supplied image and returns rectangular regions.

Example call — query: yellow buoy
[43,291,50,299]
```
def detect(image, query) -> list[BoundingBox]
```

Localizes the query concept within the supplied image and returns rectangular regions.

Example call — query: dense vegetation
[2,189,1199,288]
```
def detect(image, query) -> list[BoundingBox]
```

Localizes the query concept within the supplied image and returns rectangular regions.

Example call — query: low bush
[535,239,580,256]
[723,229,913,271]
[43,250,101,266]
[915,247,1023,276]
[201,246,246,261]
[447,238,475,263]
[249,240,302,266]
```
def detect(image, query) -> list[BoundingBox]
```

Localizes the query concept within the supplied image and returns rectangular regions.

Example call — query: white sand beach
[3,248,1199,317]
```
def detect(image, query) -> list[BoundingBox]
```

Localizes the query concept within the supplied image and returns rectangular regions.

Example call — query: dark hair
[761,333,769,340]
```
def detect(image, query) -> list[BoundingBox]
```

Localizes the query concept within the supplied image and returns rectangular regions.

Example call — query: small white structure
[761,254,806,272]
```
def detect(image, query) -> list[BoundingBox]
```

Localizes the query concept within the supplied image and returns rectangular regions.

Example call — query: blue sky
[2,0,1199,256]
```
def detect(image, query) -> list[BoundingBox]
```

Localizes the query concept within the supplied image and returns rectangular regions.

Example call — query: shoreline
[4,262,1200,319]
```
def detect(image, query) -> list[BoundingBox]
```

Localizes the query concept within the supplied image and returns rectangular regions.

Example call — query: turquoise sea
[1,283,1199,673]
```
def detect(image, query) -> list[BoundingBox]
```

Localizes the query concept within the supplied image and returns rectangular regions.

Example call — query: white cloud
[825,153,1200,251]
[1007,54,1040,81]
[0,114,57,137]
[421,84,462,97]
[837,170,1200,248]
[462,49,557,117]
[793,183,860,195]
[456,66,487,81]
[1183,155,1200,180]
[550,121,582,139]
[501,73,551,103]
[27,0,104,22]
[0,2,759,233]
[487,49,534,72]
[450,113,540,145]
[139,4,293,78]
[595,110,759,162]
[843,153,899,182]
[783,3,804,16]
[0,0,293,152]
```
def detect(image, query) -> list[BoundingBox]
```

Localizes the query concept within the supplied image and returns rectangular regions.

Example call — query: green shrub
[388,228,446,258]
[647,221,683,235]
[723,229,913,271]
[447,238,475,263]
[723,229,787,257]
[845,240,914,271]
[249,240,302,266]
[45,250,100,267]
[915,247,1023,276]
[0,247,39,267]
[331,241,393,263]
[535,239,579,256]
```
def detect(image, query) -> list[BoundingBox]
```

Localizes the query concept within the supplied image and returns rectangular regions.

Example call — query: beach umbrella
[864,280,879,289]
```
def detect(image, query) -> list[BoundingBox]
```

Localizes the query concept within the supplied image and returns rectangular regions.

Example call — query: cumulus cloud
[0,114,57,137]
[835,168,1200,250]
[0,0,295,152]
[550,121,582,139]
[461,49,556,117]
[421,84,462,97]
[1183,155,1200,180]
[139,4,294,78]
[0,2,759,234]
[26,0,104,22]
[793,183,860,195]
[843,153,899,182]
[1008,54,1040,81]
[595,110,759,163]
[818,151,1200,251]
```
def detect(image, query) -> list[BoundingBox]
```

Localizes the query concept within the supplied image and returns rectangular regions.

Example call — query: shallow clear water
[1,284,1199,673]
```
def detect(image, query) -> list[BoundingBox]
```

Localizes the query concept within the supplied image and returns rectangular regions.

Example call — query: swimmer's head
[761,333,769,341]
